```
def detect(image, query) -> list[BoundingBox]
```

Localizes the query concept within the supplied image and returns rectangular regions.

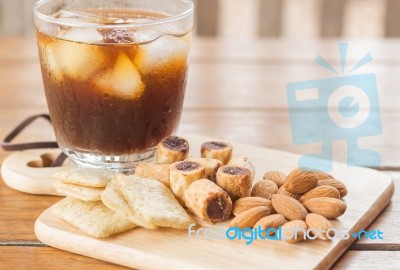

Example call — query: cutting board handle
[1,149,74,196]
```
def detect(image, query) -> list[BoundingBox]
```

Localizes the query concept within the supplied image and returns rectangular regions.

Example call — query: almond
[263,171,286,188]
[285,168,318,194]
[233,197,272,216]
[299,185,340,203]
[277,185,302,200]
[251,180,278,199]
[229,206,270,229]
[317,178,348,198]
[253,214,287,236]
[281,220,308,243]
[313,171,333,180]
[271,194,307,220]
[303,197,347,219]
[305,213,334,240]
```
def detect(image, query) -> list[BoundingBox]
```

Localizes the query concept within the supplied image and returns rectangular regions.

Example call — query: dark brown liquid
[37,10,190,155]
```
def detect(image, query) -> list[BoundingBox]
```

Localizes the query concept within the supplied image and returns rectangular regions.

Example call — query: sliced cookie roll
[157,135,189,164]
[170,161,205,205]
[228,156,255,181]
[216,165,252,201]
[201,141,232,164]
[185,179,232,223]
[185,157,223,182]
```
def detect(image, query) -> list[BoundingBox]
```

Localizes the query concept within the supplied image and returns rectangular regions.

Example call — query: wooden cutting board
[34,134,394,270]
[1,149,75,196]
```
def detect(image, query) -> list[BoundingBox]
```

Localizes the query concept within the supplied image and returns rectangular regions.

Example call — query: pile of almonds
[230,168,348,243]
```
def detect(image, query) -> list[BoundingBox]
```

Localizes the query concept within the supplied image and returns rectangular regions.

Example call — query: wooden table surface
[0,37,399,269]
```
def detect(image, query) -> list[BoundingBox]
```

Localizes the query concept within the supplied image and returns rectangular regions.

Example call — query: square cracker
[52,197,136,238]
[54,180,103,202]
[53,168,117,188]
[116,175,193,229]
[101,180,141,226]
[134,162,170,188]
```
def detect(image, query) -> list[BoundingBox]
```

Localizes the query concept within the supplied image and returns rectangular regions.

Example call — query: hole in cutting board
[27,153,60,168]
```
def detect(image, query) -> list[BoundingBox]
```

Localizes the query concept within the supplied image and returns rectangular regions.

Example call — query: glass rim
[33,0,194,29]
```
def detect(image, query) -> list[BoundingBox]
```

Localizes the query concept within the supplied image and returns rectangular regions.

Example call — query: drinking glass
[33,0,194,172]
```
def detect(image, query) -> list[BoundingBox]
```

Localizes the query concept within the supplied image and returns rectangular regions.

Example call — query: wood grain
[0,37,399,269]
[0,108,54,162]
[1,149,75,195]
[333,251,400,269]
[0,179,60,242]
[2,37,400,63]
[0,247,399,270]
[179,111,400,169]
[190,38,400,62]
[185,63,400,110]
[2,61,400,110]
[1,39,400,111]
[354,172,400,249]
[3,0,400,39]
[1,156,398,250]
[1,108,399,168]
[34,134,394,270]
[0,247,130,270]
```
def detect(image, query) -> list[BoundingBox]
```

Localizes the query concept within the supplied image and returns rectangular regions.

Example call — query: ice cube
[43,43,63,81]
[46,50,63,81]
[46,40,106,80]
[134,35,189,73]
[57,10,86,20]
[95,53,144,99]
[101,29,133,44]
[130,28,162,44]
[56,9,123,24]
[62,28,103,44]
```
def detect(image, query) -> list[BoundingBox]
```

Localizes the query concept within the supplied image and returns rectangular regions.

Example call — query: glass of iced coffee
[33,0,193,172]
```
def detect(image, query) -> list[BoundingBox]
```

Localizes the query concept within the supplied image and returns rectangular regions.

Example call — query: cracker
[53,168,117,187]
[101,180,139,225]
[52,197,136,238]
[54,180,103,201]
[116,175,193,229]
[134,162,170,188]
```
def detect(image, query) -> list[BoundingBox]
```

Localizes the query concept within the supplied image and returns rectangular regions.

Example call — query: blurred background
[0,0,399,39]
